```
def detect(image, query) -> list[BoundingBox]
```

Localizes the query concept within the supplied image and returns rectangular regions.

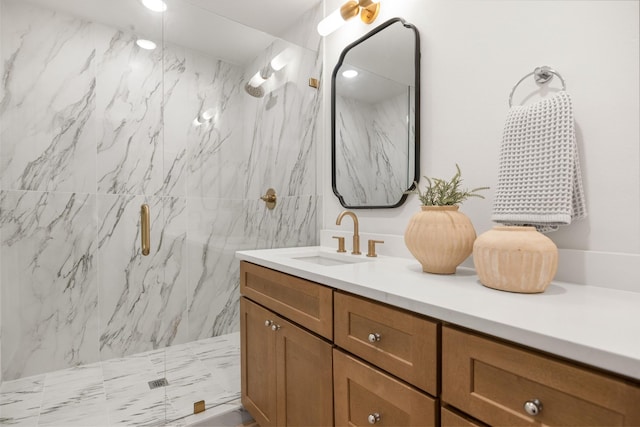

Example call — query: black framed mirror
[331,18,420,209]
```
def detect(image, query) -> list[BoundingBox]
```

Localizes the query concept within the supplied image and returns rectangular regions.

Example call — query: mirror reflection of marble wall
[335,85,414,206]
[332,19,418,208]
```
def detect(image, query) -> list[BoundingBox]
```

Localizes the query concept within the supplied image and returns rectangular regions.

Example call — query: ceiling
[23,0,321,65]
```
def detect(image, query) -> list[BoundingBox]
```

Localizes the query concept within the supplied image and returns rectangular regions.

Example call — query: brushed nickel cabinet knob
[367,413,380,424]
[368,333,381,343]
[524,399,543,416]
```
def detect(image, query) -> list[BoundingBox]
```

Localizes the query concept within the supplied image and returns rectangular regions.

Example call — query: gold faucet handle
[367,240,384,257]
[332,236,346,253]
[260,188,277,210]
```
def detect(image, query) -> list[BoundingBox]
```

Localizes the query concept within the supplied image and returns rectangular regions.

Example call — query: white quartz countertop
[236,246,640,380]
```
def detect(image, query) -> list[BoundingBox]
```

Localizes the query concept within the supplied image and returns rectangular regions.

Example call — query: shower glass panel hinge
[148,378,169,389]
[194,400,206,414]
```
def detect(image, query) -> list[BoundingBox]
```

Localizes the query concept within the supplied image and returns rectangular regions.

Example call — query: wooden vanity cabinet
[240,262,334,427]
[240,260,640,427]
[240,298,333,427]
[442,326,640,426]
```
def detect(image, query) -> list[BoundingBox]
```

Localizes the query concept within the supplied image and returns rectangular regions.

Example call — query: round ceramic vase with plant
[404,165,488,274]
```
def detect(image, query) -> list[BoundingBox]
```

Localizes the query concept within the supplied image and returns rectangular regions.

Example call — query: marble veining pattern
[186,199,244,342]
[0,333,241,426]
[175,52,245,200]
[335,92,412,206]
[94,25,165,196]
[0,190,99,380]
[244,39,322,198]
[0,0,320,397]
[0,0,97,194]
[97,195,188,360]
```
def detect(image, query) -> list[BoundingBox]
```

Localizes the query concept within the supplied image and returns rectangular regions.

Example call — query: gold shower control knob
[260,188,277,209]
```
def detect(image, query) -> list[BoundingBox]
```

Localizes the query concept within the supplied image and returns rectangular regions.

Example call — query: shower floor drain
[148,378,169,389]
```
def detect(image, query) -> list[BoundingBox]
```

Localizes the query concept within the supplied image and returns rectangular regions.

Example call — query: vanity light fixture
[342,69,358,78]
[269,49,291,72]
[141,0,167,12]
[245,50,291,92]
[317,0,380,36]
[136,39,157,50]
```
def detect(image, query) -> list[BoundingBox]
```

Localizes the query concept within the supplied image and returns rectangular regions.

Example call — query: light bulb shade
[317,8,343,36]
[270,49,290,72]
[317,1,359,36]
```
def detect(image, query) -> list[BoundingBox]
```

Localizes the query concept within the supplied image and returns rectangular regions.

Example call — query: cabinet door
[334,349,436,427]
[241,297,334,427]
[276,314,334,426]
[241,298,277,427]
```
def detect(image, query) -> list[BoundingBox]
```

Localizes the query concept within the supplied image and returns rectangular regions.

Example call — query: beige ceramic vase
[473,226,558,293]
[404,206,476,274]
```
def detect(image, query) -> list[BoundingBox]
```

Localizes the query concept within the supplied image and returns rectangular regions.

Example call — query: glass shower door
[93,2,178,424]
[0,0,174,424]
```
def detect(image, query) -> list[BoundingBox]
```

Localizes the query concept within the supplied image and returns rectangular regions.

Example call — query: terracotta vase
[404,206,476,274]
[473,226,558,293]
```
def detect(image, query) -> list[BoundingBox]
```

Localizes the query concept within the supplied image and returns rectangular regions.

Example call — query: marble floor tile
[0,374,45,426]
[38,364,109,427]
[0,333,242,426]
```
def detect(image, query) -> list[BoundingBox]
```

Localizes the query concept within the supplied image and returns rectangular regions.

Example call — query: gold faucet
[336,210,361,255]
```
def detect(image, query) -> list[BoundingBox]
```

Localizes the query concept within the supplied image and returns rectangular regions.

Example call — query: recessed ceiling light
[136,39,157,50]
[342,69,358,78]
[141,0,167,12]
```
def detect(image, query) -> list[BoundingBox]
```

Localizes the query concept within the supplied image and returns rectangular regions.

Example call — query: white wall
[321,0,640,287]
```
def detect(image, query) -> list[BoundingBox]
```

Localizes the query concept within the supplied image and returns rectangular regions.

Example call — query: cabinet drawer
[441,407,485,427]
[334,349,436,427]
[442,326,640,426]
[240,261,333,339]
[334,291,438,395]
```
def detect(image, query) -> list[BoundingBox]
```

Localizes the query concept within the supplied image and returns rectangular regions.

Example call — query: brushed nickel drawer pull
[264,320,273,327]
[368,333,381,343]
[367,412,380,424]
[140,204,150,256]
[271,323,281,331]
[524,399,543,416]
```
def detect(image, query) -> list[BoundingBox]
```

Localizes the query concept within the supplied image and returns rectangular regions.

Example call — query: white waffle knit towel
[492,91,586,233]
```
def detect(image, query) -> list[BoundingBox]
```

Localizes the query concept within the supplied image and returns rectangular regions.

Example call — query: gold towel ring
[509,66,566,107]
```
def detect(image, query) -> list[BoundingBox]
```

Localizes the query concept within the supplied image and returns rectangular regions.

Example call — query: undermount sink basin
[290,251,371,267]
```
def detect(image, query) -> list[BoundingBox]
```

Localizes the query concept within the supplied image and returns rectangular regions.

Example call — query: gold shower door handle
[141,204,150,256]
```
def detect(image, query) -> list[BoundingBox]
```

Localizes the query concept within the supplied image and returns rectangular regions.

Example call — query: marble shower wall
[0,0,321,380]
